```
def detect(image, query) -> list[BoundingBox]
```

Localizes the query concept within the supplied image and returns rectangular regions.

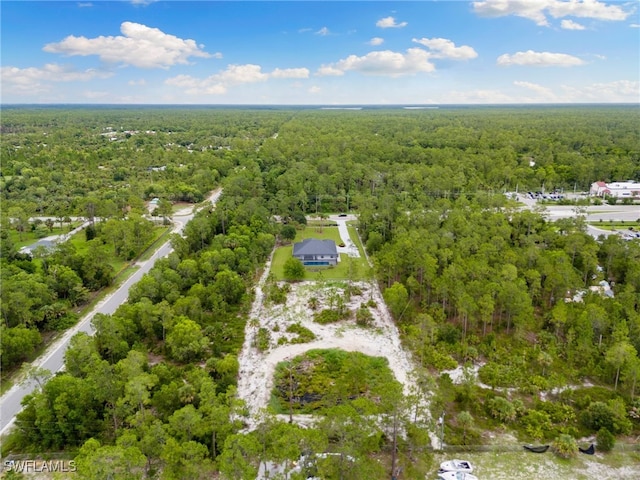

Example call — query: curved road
[0,190,222,435]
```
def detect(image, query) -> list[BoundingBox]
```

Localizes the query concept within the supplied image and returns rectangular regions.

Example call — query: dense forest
[1,106,639,479]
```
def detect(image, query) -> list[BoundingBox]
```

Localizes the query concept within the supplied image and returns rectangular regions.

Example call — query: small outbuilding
[292,239,338,266]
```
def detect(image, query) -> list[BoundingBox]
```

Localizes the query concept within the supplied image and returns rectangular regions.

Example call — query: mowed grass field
[270,225,370,281]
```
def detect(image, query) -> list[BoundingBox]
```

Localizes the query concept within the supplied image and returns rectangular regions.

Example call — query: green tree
[166,316,209,362]
[0,325,42,369]
[605,341,637,390]
[283,257,305,282]
[383,282,409,320]
[75,438,146,480]
[218,433,261,480]
[281,224,297,242]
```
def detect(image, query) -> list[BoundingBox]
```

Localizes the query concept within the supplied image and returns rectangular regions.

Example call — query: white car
[437,471,478,480]
[439,459,473,473]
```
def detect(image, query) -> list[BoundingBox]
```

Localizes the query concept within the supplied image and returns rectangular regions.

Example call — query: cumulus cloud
[128,79,147,86]
[316,27,330,36]
[561,80,640,101]
[631,23,640,28]
[514,80,556,98]
[445,88,514,103]
[497,50,584,66]
[369,37,385,46]
[412,38,478,60]
[473,0,631,26]
[308,85,321,94]
[165,64,310,95]
[376,16,408,28]
[43,21,212,69]
[561,19,586,29]
[316,48,434,77]
[316,65,345,76]
[1,63,113,94]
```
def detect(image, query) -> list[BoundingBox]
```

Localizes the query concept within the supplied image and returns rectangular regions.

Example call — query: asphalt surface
[0,190,222,436]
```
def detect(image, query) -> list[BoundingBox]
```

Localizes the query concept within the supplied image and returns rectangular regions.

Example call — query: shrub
[356,305,374,327]
[581,400,632,435]
[552,434,578,458]
[286,323,316,344]
[268,283,290,304]
[308,297,319,310]
[487,396,517,423]
[314,309,343,324]
[255,327,271,352]
[520,410,553,441]
[283,257,305,282]
[596,427,615,452]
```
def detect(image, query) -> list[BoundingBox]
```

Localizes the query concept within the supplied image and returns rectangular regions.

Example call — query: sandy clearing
[237,274,438,446]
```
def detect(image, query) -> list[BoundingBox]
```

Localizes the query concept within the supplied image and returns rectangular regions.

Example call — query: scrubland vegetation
[1,105,639,478]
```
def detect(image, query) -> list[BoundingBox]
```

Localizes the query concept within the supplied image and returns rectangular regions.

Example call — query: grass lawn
[8,223,82,249]
[588,221,639,231]
[295,225,343,244]
[271,224,369,281]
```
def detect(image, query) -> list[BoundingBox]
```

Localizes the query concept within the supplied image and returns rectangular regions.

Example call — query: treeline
[3,107,640,477]
[13,164,278,477]
[0,214,164,371]
[1,108,292,218]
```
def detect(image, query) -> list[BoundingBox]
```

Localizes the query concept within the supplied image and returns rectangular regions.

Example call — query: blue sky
[1,0,639,104]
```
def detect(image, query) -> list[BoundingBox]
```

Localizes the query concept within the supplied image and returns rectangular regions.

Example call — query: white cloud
[215,64,268,84]
[514,80,556,98]
[43,21,211,69]
[316,27,330,36]
[412,38,478,60]
[82,90,110,99]
[316,48,435,77]
[128,79,147,86]
[308,85,321,94]
[561,80,640,101]
[369,37,385,46]
[561,19,586,30]
[316,65,345,76]
[270,68,310,79]
[376,16,408,28]
[165,64,310,95]
[631,24,640,28]
[444,88,514,103]
[77,2,93,7]
[473,0,631,26]
[1,63,113,95]
[497,50,585,66]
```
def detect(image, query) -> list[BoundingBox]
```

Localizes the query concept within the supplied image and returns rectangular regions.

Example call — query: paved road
[0,190,222,435]
[514,194,640,239]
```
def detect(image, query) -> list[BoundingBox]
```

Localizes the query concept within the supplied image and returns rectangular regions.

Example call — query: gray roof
[293,238,337,256]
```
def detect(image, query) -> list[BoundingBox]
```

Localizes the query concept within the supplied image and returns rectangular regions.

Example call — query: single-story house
[292,239,338,266]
